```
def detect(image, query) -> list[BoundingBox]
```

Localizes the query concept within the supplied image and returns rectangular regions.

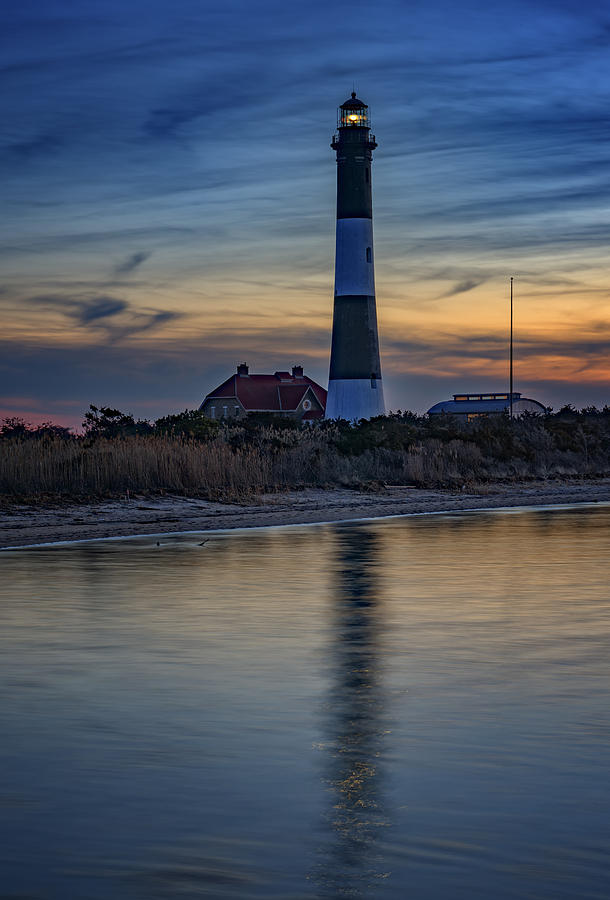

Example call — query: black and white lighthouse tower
[325,92,385,420]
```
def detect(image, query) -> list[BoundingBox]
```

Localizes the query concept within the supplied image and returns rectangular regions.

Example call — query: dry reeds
[0,436,268,500]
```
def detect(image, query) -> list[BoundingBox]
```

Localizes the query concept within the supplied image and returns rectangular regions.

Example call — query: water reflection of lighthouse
[312,526,391,897]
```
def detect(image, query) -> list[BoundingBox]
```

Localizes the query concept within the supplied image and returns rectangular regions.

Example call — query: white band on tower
[334,219,375,297]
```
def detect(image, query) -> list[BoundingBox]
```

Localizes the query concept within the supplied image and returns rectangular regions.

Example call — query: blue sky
[1,0,609,425]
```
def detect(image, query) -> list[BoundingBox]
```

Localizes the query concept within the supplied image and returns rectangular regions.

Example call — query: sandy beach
[0,479,608,549]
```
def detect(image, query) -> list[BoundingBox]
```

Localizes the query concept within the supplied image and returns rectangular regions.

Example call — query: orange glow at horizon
[4,266,609,390]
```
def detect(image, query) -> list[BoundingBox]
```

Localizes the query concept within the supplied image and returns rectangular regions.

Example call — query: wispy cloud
[113,251,151,275]
[3,133,62,161]
[77,297,128,323]
[439,279,486,298]
[26,294,181,339]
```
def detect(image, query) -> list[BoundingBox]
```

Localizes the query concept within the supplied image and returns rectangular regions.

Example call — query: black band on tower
[332,127,375,219]
[329,295,382,380]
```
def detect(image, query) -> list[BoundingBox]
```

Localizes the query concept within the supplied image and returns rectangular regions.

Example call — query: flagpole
[509,275,513,419]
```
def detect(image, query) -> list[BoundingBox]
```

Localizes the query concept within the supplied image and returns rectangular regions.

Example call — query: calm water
[1,506,609,899]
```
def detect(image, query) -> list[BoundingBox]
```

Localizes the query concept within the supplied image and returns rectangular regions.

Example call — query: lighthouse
[325,92,385,421]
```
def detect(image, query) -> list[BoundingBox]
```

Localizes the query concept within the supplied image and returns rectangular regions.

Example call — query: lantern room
[338,92,370,129]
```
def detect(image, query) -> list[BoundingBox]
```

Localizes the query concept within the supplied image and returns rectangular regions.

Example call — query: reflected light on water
[312,527,391,897]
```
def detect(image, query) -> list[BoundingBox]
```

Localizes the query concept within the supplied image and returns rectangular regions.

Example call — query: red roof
[202,370,327,412]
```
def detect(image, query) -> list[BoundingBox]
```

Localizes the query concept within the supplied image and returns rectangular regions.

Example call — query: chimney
[292,365,304,378]
[237,363,249,377]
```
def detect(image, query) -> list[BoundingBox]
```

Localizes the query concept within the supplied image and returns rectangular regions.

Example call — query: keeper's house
[428,392,546,423]
[200,364,327,421]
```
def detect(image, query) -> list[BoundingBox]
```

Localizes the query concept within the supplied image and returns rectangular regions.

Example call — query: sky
[1,0,609,427]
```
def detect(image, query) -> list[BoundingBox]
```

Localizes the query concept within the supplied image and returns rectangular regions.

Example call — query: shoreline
[3,500,608,552]
[1,479,609,549]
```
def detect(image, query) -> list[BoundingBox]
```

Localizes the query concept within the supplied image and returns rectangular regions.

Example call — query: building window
[210,406,215,419]
[366,247,371,263]
[467,413,488,422]
[223,406,228,418]
[234,406,240,416]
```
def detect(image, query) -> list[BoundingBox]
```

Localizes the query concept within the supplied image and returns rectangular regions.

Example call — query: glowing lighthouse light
[325,92,385,422]
[338,93,371,129]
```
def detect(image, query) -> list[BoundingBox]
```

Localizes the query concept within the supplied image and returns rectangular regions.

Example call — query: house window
[223,405,228,418]
[234,406,240,416]
[366,247,372,263]
[210,406,215,419]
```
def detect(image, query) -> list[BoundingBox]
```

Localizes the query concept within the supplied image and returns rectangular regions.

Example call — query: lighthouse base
[325,378,385,422]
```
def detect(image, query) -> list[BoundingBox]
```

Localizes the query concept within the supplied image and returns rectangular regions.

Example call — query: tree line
[1,404,609,501]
